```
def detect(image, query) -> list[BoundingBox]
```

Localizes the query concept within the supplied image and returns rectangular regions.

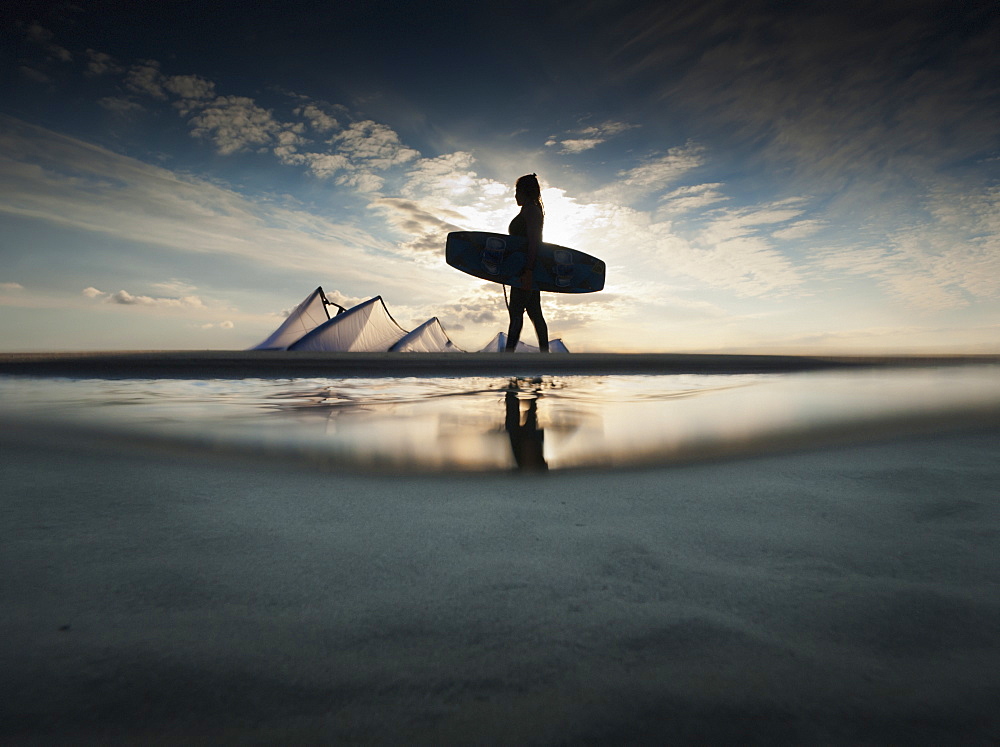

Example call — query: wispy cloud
[771,219,824,241]
[0,116,391,283]
[98,97,145,116]
[594,142,706,205]
[546,121,637,154]
[600,0,1000,187]
[85,287,209,309]
[26,24,72,63]
[657,183,727,214]
[816,185,1000,310]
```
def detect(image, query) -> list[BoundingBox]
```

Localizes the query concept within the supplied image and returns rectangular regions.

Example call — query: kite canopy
[251,287,344,350]
[251,287,569,353]
[288,296,407,352]
[476,332,570,353]
[390,318,462,353]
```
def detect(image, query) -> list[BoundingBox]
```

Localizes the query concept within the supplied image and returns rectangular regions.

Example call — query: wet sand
[2,419,998,743]
[2,350,999,378]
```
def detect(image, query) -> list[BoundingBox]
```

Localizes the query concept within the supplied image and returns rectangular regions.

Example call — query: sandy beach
[2,354,999,743]
[2,429,998,742]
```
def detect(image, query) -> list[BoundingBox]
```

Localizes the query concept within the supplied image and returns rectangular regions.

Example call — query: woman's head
[515,173,542,208]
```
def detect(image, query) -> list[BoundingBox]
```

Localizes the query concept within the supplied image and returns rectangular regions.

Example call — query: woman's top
[509,205,542,237]
[509,211,527,237]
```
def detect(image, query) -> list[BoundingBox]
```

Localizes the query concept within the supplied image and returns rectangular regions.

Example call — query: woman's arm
[520,204,543,290]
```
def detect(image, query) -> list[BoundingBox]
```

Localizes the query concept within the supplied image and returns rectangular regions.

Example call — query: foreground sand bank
[2,424,998,743]
[2,350,998,378]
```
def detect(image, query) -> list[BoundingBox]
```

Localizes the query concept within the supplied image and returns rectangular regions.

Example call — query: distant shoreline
[1,350,998,379]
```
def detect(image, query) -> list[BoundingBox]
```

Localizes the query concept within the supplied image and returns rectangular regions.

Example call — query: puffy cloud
[1,282,25,291]
[335,170,385,194]
[124,60,166,99]
[85,50,122,76]
[556,138,604,154]
[302,152,350,178]
[164,74,216,101]
[333,120,420,170]
[296,104,340,132]
[187,96,293,155]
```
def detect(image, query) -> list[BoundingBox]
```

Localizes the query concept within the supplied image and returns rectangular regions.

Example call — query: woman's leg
[505,287,527,351]
[524,291,548,352]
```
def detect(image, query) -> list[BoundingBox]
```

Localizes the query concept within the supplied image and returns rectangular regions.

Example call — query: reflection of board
[446,231,605,293]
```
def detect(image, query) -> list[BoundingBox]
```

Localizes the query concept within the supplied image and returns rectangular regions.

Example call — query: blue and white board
[446,231,605,293]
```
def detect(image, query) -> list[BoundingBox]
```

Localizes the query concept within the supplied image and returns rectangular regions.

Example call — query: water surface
[1,366,998,472]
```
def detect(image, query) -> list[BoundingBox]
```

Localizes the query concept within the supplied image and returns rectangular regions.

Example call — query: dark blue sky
[1,0,998,351]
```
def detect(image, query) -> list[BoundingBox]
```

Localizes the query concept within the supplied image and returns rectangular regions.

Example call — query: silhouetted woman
[505,173,548,352]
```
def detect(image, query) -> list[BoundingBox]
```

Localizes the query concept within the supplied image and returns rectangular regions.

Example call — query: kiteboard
[446,231,605,293]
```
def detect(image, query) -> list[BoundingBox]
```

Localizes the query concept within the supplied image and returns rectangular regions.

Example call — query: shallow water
[1,366,999,472]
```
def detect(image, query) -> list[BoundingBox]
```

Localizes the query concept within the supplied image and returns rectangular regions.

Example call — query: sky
[1,0,998,353]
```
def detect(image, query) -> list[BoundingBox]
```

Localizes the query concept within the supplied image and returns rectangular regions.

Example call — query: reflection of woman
[505,383,547,472]
[506,174,548,352]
